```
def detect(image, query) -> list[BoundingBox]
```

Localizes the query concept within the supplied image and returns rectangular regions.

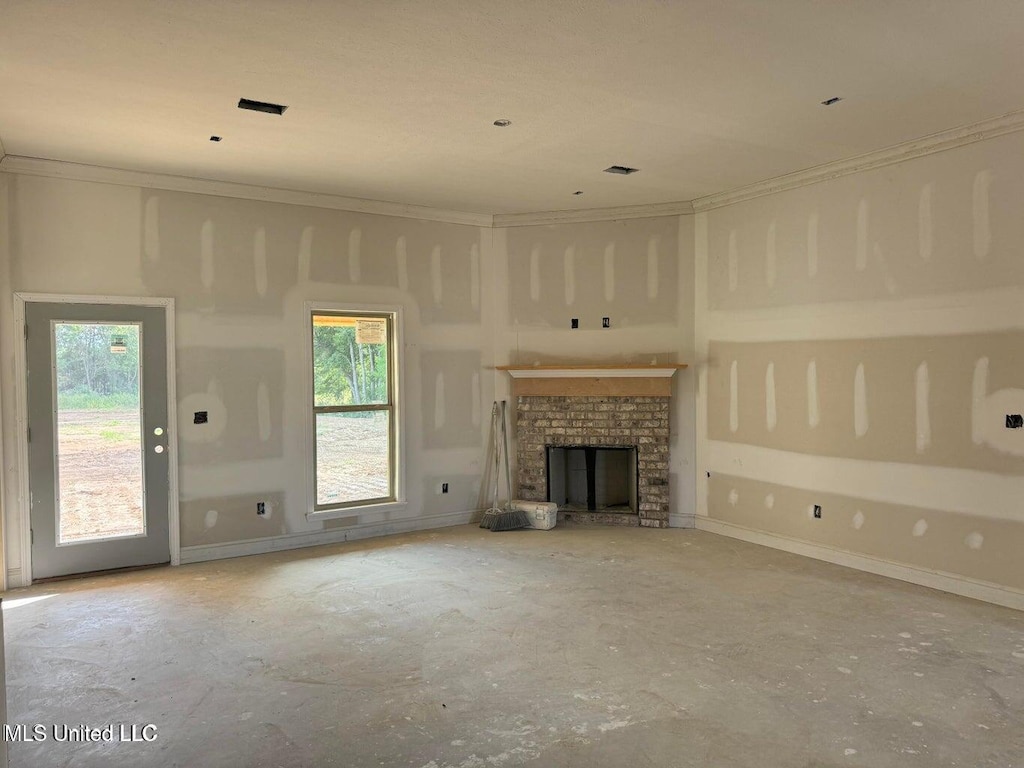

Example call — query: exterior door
[26,302,170,579]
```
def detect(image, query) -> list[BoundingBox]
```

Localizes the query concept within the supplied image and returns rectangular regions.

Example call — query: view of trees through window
[55,323,141,409]
[312,317,388,406]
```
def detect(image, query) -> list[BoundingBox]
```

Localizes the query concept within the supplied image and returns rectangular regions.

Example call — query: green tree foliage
[55,324,140,409]
[312,323,388,407]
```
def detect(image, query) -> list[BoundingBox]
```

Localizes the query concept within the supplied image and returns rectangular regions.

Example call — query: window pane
[54,323,145,543]
[316,410,390,505]
[312,314,389,407]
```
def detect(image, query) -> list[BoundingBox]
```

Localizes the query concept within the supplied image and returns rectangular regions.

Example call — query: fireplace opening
[546,446,638,514]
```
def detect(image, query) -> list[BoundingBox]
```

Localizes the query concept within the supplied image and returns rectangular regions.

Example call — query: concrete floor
[3,525,1024,768]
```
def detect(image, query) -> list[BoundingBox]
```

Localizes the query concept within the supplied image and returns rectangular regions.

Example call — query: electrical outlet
[602,317,611,328]
[813,504,822,519]
[570,318,579,329]
[441,482,449,494]
[193,411,208,424]
[256,501,266,516]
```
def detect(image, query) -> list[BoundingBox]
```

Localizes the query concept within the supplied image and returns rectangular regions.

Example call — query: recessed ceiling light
[821,97,842,106]
[604,165,639,175]
[493,118,512,127]
[209,135,222,142]
[238,98,288,115]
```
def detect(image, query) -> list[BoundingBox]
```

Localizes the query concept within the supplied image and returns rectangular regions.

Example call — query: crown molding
[492,200,693,228]
[692,107,1024,213]
[0,155,495,227]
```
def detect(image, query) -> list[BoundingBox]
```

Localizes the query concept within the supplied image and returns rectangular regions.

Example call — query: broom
[479,402,503,530]
[480,401,530,532]
[489,401,530,532]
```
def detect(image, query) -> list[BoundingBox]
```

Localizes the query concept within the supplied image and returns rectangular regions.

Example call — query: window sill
[307,500,408,523]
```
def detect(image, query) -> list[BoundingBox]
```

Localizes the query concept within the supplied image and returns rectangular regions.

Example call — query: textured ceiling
[3,0,1024,214]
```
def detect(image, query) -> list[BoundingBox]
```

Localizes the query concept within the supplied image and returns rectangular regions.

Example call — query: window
[309,307,400,512]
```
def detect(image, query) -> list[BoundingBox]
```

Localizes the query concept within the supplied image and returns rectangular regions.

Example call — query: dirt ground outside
[57,409,144,543]
[54,408,391,541]
[316,411,390,505]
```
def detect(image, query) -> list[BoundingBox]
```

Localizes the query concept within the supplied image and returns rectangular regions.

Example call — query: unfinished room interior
[1,1,1023,766]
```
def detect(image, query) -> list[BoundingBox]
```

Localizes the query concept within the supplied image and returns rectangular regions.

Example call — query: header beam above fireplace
[497,364,686,397]
[496,364,686,378]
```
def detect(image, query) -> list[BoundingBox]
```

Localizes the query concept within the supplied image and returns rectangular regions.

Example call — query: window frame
[304,302,405,520]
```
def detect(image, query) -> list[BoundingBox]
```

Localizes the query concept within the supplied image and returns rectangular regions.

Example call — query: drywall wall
[0,175,495,585]
[0,173,9,588]
[696,130,1024,602]
[493,215,697,525]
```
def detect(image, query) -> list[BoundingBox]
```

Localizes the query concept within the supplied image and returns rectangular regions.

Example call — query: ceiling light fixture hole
[573,190,583,196]
[209,135,222,142]
[821,97,842,106]
[493,119,512,127]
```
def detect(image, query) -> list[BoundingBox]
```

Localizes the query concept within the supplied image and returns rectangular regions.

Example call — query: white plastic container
[511,500,559,530]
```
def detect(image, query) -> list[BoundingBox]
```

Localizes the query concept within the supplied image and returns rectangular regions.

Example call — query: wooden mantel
[496,364,687,397]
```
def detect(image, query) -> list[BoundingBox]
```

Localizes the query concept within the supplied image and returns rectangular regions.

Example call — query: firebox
[546,445,638,514]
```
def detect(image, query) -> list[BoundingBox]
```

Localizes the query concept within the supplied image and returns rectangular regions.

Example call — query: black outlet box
[194,411,208,424]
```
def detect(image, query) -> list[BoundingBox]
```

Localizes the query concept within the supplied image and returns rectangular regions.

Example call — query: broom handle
[501,400,513,507]
[491,402,501,510]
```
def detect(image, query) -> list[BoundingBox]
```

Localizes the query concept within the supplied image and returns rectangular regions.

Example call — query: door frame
[13,293,180,585]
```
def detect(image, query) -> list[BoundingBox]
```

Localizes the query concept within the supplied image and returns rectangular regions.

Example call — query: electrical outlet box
[570,318,579,329]
[602,317,610,328]
[1006,414,1023,429]
[256,501,266,516]
[813,504,822,519]
[193,411,208,424]
[441,482,449,494]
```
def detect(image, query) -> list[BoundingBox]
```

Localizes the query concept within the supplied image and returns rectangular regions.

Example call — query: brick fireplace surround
[514,396,671,527]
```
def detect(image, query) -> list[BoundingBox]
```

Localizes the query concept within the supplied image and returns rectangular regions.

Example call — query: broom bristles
[479,507,501,530]
[488,507,530,532]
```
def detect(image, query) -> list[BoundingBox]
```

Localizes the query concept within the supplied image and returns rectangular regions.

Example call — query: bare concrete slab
[3,527,1023,767]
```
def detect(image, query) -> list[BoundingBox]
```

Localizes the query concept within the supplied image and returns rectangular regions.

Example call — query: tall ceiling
[3,1,1024,214]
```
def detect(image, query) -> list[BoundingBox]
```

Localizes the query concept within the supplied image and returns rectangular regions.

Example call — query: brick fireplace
[498,365,684,528]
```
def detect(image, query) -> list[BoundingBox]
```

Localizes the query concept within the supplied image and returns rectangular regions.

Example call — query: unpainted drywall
[707,132,1024,311]
[181,493,287,547]
[176,347,286,464]
[420,350,485,449]
[420,474,483,516]
[709,473,1024,592]
[0,175,10,585]
[700,129,1024,597]
[707,334,1024,472]
[506,216,681,328]
[0,174,494,582]
[139,190,484,324]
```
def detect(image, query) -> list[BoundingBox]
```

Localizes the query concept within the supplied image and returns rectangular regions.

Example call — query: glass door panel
[53,322,145,545]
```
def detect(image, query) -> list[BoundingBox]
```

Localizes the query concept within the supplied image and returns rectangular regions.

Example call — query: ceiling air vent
[604,165,639,175]
[238,98,288,115]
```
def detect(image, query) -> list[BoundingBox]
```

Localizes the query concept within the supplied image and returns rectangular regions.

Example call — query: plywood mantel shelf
[496,364,687,397]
